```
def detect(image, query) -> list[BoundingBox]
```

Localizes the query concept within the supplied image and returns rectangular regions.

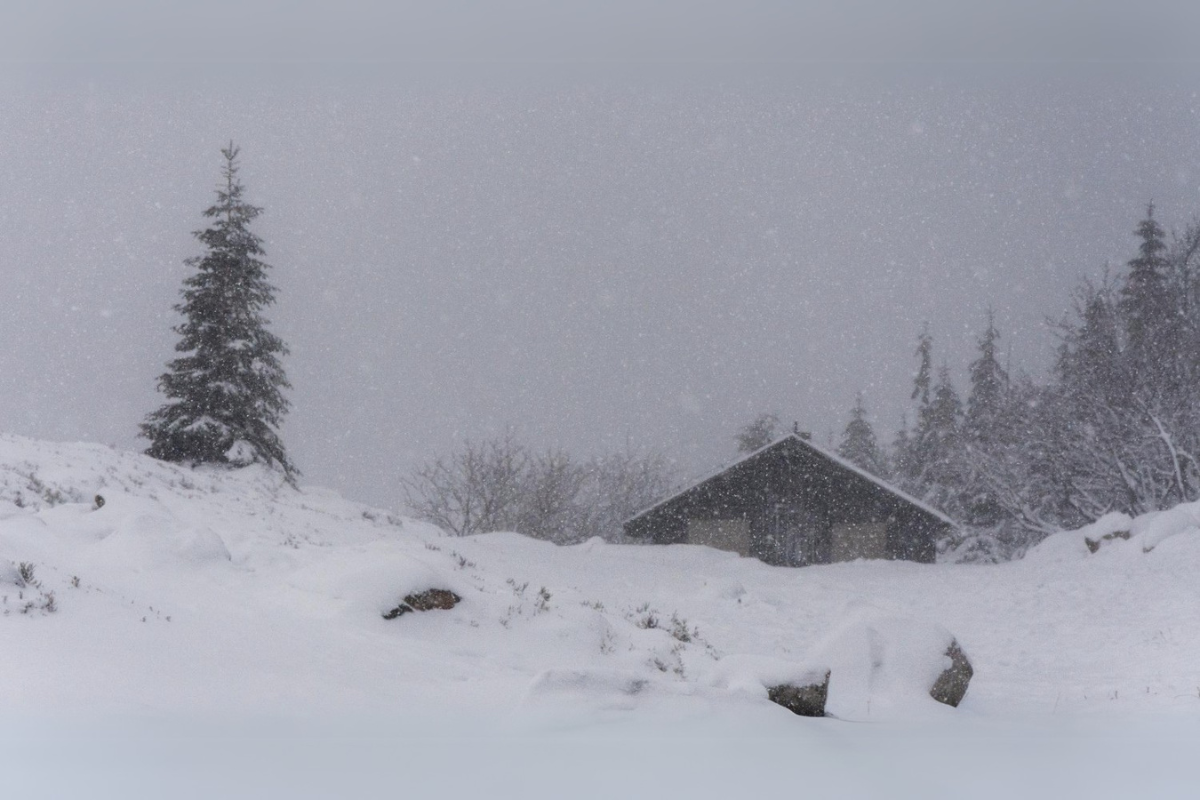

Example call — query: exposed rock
[405,588,461,610]
[929,639,973,707]
[382,588,462,620]
[767,670,830,717]
[1085,529,1130,554]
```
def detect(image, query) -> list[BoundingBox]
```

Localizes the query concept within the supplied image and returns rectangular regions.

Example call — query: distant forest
[793,202,1200,561]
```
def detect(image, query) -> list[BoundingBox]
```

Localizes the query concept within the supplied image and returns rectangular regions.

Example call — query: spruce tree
[141,144,296,480]
[735,412,781,454]
[962,311,1010,529]
[965,309,1008,441]
[891,414,913,483]
[895,324,934,490]
[838,393,888,478]
[909,364,965,519]
[1118,202,1172,371]
[911,323,933,406]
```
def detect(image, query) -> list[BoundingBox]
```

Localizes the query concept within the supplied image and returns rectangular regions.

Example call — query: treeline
[803,203,1200,561]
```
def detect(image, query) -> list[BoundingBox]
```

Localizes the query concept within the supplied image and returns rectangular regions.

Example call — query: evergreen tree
[1057,282,1123,410]
[895,324,935,489]
[1051,273,1181,521]
[911,323,933,406]
[838,393,887,477]
[141,144,296,480]
[891,414,913,483]
[908,364,966,520]
[965,309,1008,441]
[735,412,781,454]
[961,311,1010,530]
[1118,202,1172,371]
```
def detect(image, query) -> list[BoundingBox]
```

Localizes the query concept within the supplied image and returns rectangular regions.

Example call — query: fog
[4,3,1200,510]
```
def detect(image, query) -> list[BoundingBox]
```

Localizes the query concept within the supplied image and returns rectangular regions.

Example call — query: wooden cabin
[623,434,952,566]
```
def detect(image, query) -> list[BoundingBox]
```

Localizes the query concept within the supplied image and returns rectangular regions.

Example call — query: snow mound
[90,511,233,572]
[0,558,23,586]
[702,653,827,699]
[809,610,963,720]
[285,546,461,619]
[1029,501,1200,564]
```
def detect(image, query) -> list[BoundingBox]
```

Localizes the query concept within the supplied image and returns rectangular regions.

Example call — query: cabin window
[830,522,888,562]
[687,518,750,556]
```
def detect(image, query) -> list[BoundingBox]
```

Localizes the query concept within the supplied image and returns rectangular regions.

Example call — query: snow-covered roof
[625,433,956,528]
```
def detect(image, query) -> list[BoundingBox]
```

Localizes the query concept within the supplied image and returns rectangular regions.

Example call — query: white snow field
[1,434,1198,798]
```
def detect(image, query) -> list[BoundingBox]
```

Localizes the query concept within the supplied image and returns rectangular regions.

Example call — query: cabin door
[766,505,823,566]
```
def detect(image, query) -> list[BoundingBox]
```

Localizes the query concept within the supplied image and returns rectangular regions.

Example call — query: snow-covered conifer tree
[141,144,296,480]
[735,412,781,454]
[964,309,1008,442]
[1118,203,1172,370]
[837,393,888,478]
[907,364,966,521]
[961,311,1011,531]
[911,323,933,406]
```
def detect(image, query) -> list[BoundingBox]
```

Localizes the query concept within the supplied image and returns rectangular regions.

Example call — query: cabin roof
[625,433,956,528]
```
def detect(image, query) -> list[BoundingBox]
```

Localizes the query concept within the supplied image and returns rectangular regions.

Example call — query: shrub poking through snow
[929,639,973,707]
[768,671,831,717]
[1085,529,1131,553]
[383,589,462,619]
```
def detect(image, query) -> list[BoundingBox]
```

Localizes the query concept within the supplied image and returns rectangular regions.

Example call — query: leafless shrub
[402,432,527,537]
[402,433,676,542]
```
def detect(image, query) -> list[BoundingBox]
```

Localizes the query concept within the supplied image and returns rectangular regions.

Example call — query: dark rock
[404,588,461,611]
[94,495,105,510]
[929,639,973,707]
[383,588,462,620]
[767,670,830,717]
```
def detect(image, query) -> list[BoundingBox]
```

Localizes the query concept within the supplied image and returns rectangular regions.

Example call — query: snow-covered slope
[1,432,1199,718]
[3,434,1200,797]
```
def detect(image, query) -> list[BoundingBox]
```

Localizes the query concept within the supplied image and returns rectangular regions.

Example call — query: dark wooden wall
[624,438,944,565]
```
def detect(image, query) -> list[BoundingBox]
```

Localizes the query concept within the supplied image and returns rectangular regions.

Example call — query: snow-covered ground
[2,434,1198,798]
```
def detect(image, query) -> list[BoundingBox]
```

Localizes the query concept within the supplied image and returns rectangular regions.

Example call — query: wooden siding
[624,436,949,566]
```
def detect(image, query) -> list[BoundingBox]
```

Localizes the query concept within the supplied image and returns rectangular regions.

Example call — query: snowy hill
[3,434,1200,798]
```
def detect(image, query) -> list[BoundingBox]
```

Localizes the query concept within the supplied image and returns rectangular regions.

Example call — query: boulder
[405,588,461,610]
[382,588,462,619]
[929,639,973,707]
[767,670,830,717]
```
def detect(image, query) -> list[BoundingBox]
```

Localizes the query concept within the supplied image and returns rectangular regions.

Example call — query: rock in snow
[929,639,974,708]
[767,671,831,717]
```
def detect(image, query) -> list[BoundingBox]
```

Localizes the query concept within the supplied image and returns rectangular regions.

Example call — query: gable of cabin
[624,436,947,566]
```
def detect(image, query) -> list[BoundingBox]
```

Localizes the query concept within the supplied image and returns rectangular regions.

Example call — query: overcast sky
[5,3,1200,510]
